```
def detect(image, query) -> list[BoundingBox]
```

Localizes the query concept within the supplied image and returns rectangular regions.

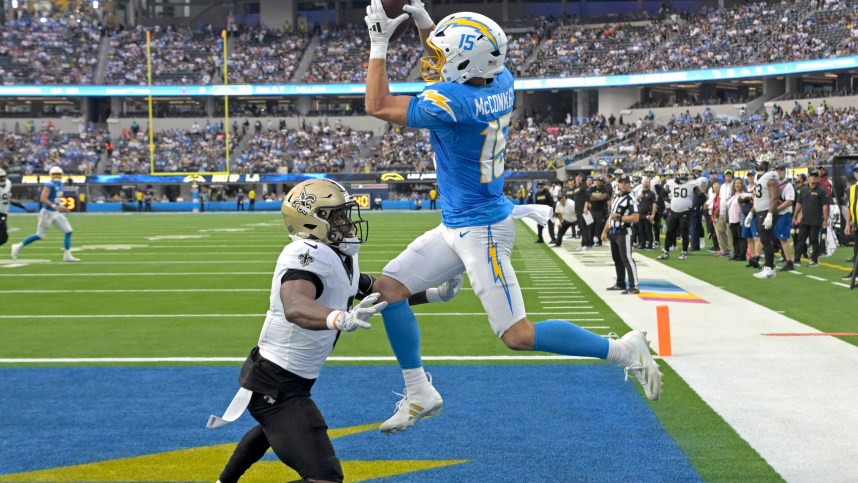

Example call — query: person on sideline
[604,176,640,294]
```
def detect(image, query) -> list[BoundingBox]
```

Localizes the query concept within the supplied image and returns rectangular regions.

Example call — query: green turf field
[0,212,781,481]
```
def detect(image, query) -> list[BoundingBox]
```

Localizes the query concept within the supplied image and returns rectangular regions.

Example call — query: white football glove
[763,213,773,230]
[402,0,433,30]
[365,0,409,59]
[326,293,388,332]
[744,211,754,228]
[425,273,464,303]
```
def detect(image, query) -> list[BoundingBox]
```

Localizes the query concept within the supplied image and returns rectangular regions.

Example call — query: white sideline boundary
[521,218,858,482]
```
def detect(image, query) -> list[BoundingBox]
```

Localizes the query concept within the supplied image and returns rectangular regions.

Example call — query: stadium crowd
[524,0,858,78]
[105,25,220,85]
[0,17,101,85]
[228,119,372,174]
[302,25,422,83]
[226,28,308,84]
[0,121,107,175]
[110,121,240,174]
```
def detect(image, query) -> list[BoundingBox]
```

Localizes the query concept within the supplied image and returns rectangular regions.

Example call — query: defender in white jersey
[748,154,781,278]
[0,168,34,247]
[209,179,463,483]
[659,167,701,260]
[10,166,79,262]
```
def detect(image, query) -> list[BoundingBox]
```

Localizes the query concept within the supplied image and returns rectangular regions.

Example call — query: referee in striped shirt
[603,176,640,294]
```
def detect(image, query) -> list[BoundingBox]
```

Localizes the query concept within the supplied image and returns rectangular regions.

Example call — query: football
[381,0,410,42]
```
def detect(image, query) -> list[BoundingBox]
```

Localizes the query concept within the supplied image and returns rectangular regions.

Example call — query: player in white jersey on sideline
[659,166,701,260]
[746,154,780,279]
[10,166,79,262]
[0,168,35,247]
[208,179,464,483]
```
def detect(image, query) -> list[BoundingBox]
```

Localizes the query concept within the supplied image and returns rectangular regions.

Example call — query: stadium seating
[0,17,100,85]
[0,122,106,175]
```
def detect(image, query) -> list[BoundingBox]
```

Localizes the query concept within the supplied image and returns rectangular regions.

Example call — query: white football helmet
[49,166,63,178]
[421,12,508,84]
[0,167,6,179]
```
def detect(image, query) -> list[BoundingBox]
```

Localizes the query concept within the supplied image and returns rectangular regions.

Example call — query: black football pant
[576,213,592,247]
[0,215,7,246]
[793,224,821,264]
[730,222,746,260]
[665,211,690,252]
[554,220,575,246]
[537,220,555,243]
[637,216,653,248]
[610,228,638,288]
[219,424,269,483]
[245,392,343,482]
[756,210,777,269]
[592,210,606,244]
[653,209,662,245]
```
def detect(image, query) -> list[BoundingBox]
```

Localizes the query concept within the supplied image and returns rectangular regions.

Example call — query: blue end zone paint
[0,365,700,482]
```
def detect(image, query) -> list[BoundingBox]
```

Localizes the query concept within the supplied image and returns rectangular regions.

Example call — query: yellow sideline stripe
[0,423,468,482]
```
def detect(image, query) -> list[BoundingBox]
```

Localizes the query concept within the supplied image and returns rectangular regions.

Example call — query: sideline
[521,218,858,482]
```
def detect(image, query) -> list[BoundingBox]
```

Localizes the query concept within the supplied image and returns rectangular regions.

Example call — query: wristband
[326,310,343,330]
[425,287,441,303]
[369,42,388,60]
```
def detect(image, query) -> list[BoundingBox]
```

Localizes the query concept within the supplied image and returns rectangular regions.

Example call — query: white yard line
[523,218,858,482]
[806,275,828,282]
[0,312,601,319]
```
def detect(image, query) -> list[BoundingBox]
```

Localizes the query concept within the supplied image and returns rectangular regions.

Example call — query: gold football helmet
[281,179,368,245]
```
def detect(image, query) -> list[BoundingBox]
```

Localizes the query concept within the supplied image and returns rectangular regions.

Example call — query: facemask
[336,237,361,256]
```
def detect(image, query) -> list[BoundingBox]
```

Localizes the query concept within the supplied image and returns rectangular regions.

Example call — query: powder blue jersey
[43,180,63,212]
[407,67,516,228]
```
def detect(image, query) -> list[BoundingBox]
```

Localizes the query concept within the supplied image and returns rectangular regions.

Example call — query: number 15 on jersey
[480,113,511,183]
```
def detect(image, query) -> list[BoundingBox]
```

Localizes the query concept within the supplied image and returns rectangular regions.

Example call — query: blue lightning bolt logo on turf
[486,226,512,311]
[419,90,457,122]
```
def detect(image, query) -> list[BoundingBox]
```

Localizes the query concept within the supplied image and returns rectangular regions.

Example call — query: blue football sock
[381,300,423,370]
[22,234,40,246]
[534,319,609,359]
[64,233,72,250]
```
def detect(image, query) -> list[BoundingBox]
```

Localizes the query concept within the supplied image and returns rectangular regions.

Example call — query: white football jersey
[753,171,780,212]
[258,240,359,379]
[664,179,677,204]
[669,180,698,213]
[0,179,11,215]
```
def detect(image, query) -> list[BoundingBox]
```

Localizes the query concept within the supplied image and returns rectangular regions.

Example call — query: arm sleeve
[281,269,323,299]
[355,273,377,300]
